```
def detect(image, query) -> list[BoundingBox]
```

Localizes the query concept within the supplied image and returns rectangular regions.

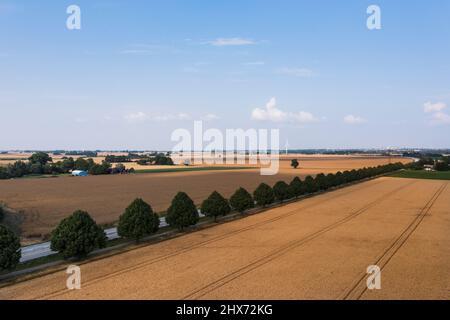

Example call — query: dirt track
[1,177,448,300]
[0,156,408,239]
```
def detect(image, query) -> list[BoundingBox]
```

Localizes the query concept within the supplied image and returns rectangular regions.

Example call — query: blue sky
[1,0,449,150]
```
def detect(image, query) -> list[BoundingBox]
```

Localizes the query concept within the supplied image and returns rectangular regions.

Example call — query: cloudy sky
[1,0,449,150]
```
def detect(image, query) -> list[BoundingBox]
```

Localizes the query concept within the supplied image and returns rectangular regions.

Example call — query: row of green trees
[105,155,132,163]
[0,162,404,271]
[0,153,111,179]
[0,152,135,179]
[136,153,174,166]
[0,152,177,179]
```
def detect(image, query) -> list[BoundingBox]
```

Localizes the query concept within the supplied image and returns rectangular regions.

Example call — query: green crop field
[389,170,450,180]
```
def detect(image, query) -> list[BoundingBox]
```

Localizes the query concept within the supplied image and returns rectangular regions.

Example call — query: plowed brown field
[1,177,448,300]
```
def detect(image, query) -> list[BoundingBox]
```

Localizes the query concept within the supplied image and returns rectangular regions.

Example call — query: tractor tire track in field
[341,182,448,300]
[181,181,416,300]
[34,179,393,299]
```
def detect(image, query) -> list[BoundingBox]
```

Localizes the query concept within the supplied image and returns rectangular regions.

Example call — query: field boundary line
[341,182,448,300]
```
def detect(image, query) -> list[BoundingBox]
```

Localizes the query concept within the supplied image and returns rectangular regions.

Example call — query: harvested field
[0,156,409,240]
[0,177,448,300]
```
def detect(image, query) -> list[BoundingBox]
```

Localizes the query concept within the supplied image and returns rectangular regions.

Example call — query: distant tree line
[136,153,174,166]
[105,155,132,163]
[0,152,136,179]
[407,156,450,171]
[0,162,404,270]
[65,151,98,157]
[0,152,65,179]
[402,151,450,158]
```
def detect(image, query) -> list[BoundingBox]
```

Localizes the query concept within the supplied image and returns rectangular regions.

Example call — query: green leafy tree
[29,152,52,165]
[291,159,299,169]
[229,187,254,214]
[435,160,450,171]
[88,161,111,175]
[74,158,90,171]
[61,157,75,172]
[0,167,9,179]
[0,206,4,222]
[326,173,336,187]
[6,161,29,178]
[118,198,160,242]
[315,173,329,190]
[201,191,231,222]
[273,181,291,202]
[253,183,275,207]
[113,163,126,174]
[50,210,106,259]
[154,154,174,165]
[43,163,54,174]
[289,177,304,198]
[30,163,43,174]
[166,192,199,230]
[333,171,344,186]
[304,175,318,193]
[0,225,21,271]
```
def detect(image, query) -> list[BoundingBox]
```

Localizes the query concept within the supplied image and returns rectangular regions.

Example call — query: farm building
[71,170,88,177]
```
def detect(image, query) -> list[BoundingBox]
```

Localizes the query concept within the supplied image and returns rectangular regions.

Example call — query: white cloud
[423,102,450,125]
[344,115,367,125]
[292,111,318,123]
[152,113,191,121]
[124,112,190,123]
[124,112,148,122]
[251,97,319,124]
[209,38,256,46]
[430,111,450,125]
[252,98,286,122]
[242,61,265,66]
[276,67,315,77]
[424,102,446,113]
[202,114,220,121]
